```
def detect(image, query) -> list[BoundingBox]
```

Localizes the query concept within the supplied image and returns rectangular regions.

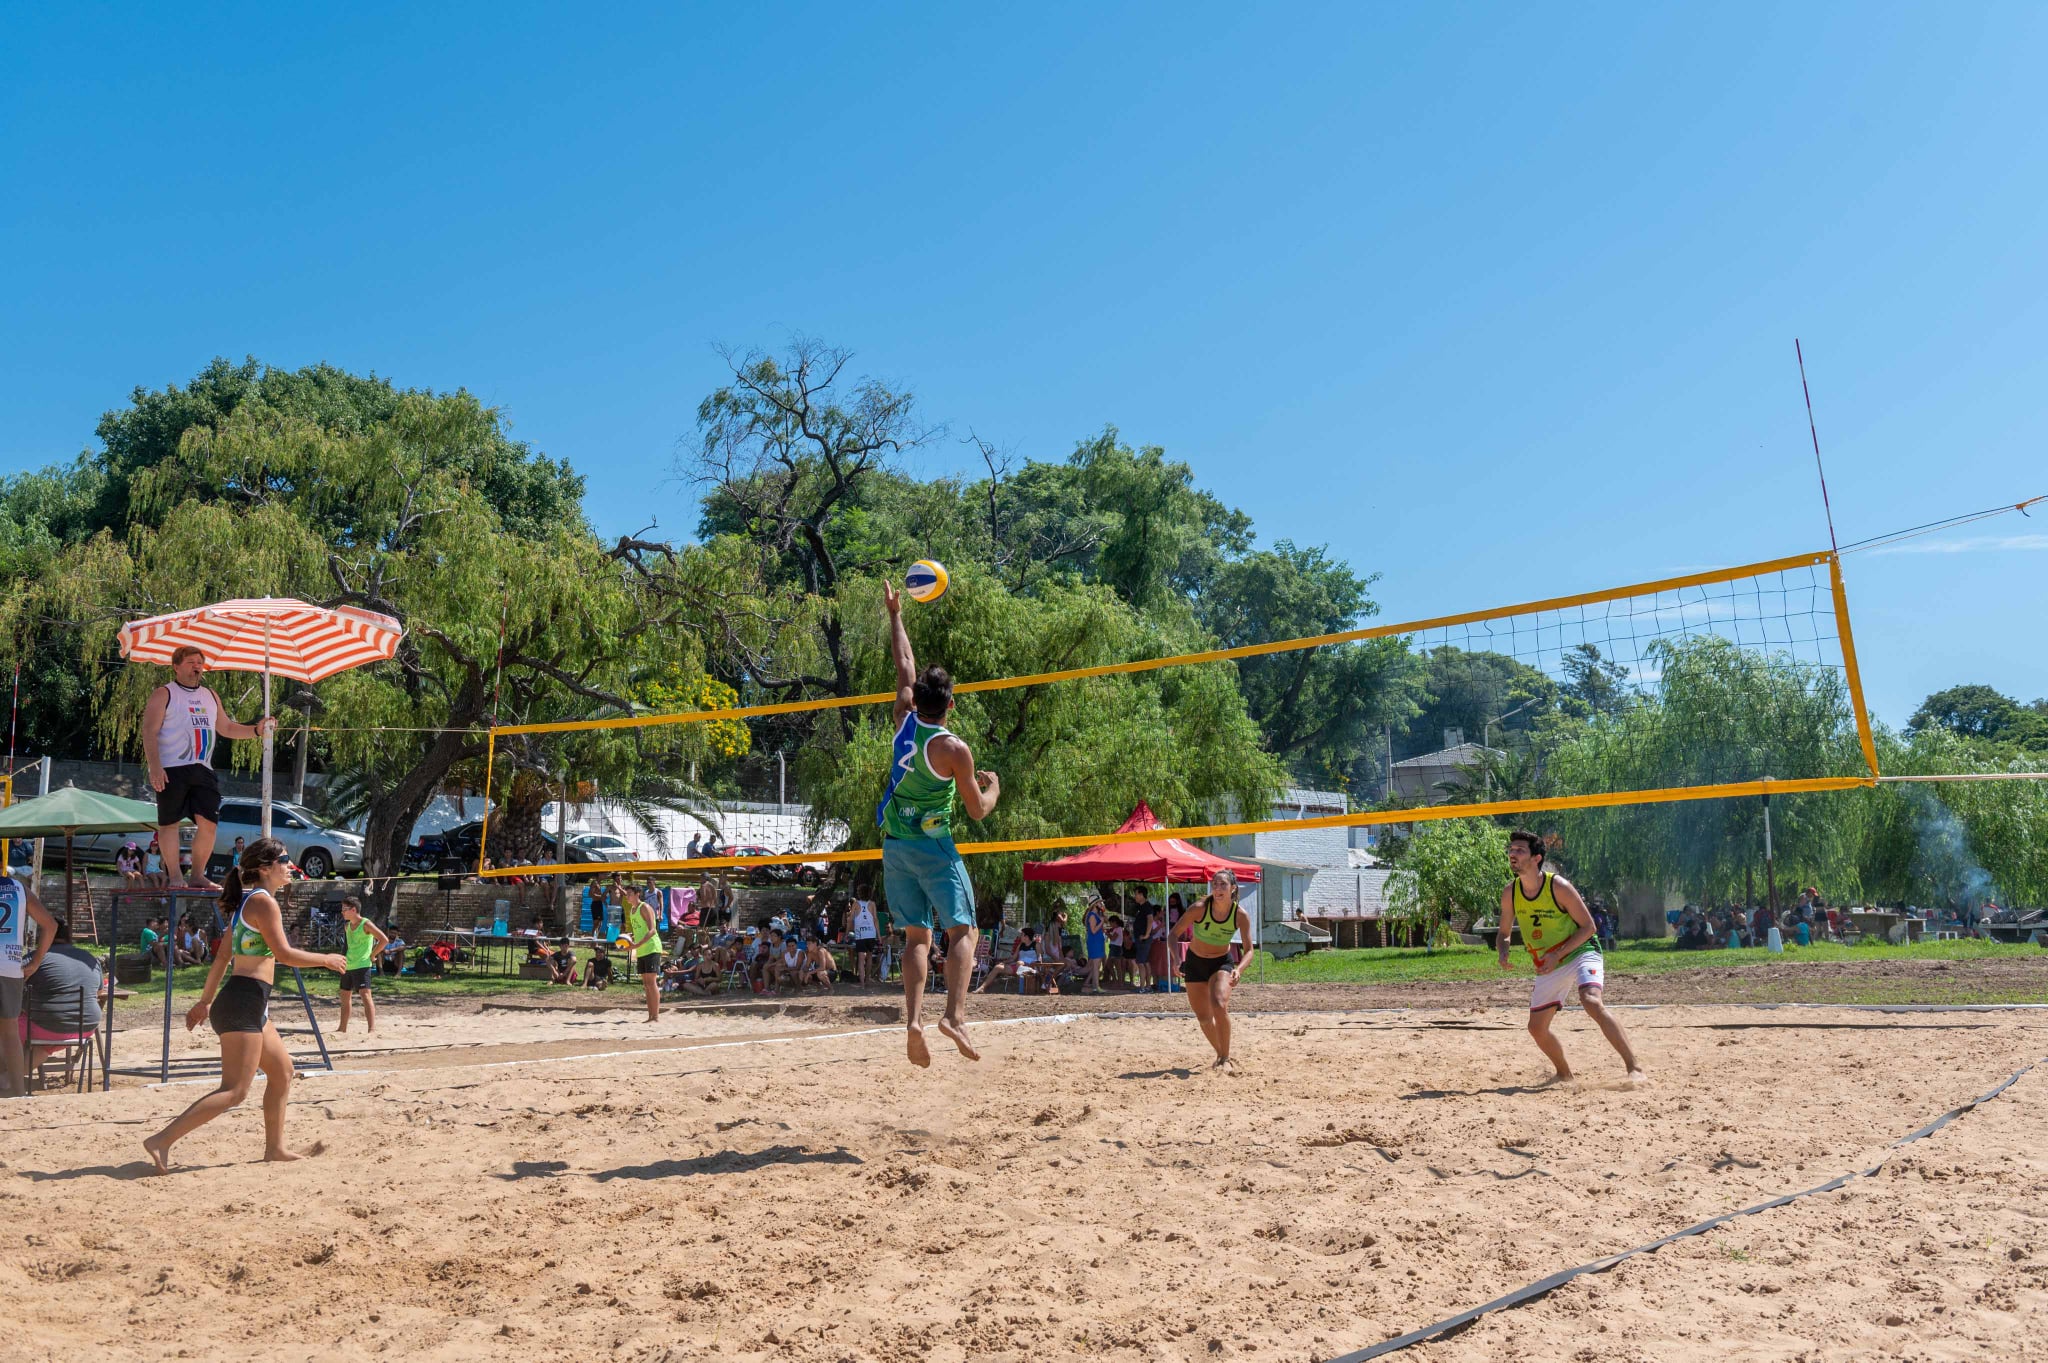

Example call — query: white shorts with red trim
[1529,951,1604,1013]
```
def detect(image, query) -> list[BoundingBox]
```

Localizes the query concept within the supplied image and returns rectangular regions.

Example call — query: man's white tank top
[157,682,220,767]
[0,876,30,979]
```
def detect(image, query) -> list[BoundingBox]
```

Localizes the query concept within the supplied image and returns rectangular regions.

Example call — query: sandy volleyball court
[3,997,2044,1362]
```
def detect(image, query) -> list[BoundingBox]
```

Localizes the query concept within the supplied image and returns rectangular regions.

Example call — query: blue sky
[4,3,2043,726]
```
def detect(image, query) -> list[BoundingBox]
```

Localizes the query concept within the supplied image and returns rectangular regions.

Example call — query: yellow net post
[476,729,496,877]
[1829,553,1882,779]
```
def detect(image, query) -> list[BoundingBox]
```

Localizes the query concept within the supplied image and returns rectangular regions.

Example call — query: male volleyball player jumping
[1497,829,1644,1085]
[879,581,999,1068]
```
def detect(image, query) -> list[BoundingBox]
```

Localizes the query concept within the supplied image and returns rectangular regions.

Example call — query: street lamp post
[1482,699,1535,796]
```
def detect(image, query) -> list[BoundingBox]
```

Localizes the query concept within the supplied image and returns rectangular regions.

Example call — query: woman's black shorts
[1180,951,1233,984]
[341,967,373,993]
[635,952,664,977]
[853,938,878,956]
[209,975,272,1034]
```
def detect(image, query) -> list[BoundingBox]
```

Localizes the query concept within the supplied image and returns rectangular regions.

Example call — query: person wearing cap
[115,842,145,888]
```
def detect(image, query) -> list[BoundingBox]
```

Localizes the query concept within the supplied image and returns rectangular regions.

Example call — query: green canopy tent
[0,785,160,936]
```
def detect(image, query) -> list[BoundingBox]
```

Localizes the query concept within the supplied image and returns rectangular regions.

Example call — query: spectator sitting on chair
[379,932,407,975]
[523,937,550,967]
[975,926,1041,993]
[582,943,613,990]
[21,921,102,1086]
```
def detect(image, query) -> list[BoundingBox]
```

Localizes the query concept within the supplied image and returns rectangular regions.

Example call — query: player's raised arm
[885,582,916,725]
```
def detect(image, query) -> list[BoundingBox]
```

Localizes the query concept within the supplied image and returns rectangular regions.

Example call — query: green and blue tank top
[228,890,275,959]
[876,711,958,841]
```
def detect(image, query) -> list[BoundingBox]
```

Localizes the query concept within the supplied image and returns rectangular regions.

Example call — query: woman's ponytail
[218,863,244,922]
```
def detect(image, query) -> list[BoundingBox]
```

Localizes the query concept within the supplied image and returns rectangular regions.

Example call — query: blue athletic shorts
[881,836,976,934]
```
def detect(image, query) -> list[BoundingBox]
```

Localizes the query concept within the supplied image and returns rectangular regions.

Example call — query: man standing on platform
[141,646,278,891]
[879,582,1000,1068]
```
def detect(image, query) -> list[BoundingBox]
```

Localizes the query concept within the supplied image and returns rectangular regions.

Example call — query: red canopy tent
[1022,802,1261,884]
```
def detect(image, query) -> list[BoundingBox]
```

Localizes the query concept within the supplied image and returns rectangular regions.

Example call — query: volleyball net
[477,549,1883,879]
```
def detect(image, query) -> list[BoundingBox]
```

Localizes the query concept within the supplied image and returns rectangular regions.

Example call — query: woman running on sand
[144,837,347,1173]
[1170,869,1252,1073]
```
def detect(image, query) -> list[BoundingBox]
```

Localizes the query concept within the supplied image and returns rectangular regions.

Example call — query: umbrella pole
[260,621,275,840]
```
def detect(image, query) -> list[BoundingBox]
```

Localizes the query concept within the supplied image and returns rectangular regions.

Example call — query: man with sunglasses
[140,646,279,891]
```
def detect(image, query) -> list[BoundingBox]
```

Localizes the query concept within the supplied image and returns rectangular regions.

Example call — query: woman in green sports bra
[143,837,347,1174]
[1170,868,1253,1073]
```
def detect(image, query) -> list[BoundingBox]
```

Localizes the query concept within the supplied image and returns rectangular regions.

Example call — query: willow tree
[1542,637,1863,904]
[30,387,764,906]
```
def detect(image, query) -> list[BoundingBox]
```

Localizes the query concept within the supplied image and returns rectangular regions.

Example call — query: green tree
[1399,647,1560,759]
[1908,683,2047,752]
[1199,541,1422,792]
[1385,818,1507,945]
[796,568,1284,915]
[28,388,749,907]
[1543,637,1861,903]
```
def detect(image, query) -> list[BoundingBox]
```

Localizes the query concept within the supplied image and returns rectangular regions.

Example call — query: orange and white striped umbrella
[117,598,403,683]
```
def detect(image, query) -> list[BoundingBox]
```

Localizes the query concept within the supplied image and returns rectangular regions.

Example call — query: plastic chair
[27,984,99,1094]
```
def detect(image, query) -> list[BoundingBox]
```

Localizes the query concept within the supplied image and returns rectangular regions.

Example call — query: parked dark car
[709,843,825,887]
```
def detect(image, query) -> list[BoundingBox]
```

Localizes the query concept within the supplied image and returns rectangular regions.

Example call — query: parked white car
[210,798,366,879]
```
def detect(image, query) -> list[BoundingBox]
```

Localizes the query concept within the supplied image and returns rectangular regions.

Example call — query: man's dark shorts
[157,764,221,826]
[340,968,373,993]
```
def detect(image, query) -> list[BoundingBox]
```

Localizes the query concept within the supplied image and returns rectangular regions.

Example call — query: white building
[1202,787,1395,952]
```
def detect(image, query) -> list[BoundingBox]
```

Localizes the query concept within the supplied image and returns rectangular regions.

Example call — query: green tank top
[1514,871,1592,967]
[1190,897,1238,950]
[229,891,274,959]
[878,713,958,841]
[344,919,376,969]
[627,903,661,957]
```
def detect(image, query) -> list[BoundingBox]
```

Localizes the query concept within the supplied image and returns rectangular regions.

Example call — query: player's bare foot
[1624,1068,1648,1085]
[906,1025,932,1068]
[264,1140,325,1163]
[142,1135,171,1175]
[186,874,222,892]
[1216,1056,1242,1076]
[936,1016,980,1061]
[1533,1071,1573,1089]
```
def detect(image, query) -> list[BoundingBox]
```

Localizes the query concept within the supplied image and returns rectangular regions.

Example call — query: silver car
[211,798,366,879]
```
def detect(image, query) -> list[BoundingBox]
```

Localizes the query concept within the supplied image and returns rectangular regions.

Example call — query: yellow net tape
[477,546,1885,880]
[490,550,1837,736]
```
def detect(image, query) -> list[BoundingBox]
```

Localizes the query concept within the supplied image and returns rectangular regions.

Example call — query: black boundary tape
[1323,1055,2041,1363]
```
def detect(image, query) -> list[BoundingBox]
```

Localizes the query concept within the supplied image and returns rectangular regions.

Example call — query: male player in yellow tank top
[1497,829,1644,1084]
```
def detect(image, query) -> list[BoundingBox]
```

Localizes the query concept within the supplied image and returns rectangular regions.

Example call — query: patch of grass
[1252,936,2043,987]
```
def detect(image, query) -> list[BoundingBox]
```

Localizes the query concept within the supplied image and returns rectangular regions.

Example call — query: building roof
[1391,742,1500,771]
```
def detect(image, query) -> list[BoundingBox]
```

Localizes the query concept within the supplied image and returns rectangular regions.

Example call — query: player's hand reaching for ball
[883,581,901,615]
